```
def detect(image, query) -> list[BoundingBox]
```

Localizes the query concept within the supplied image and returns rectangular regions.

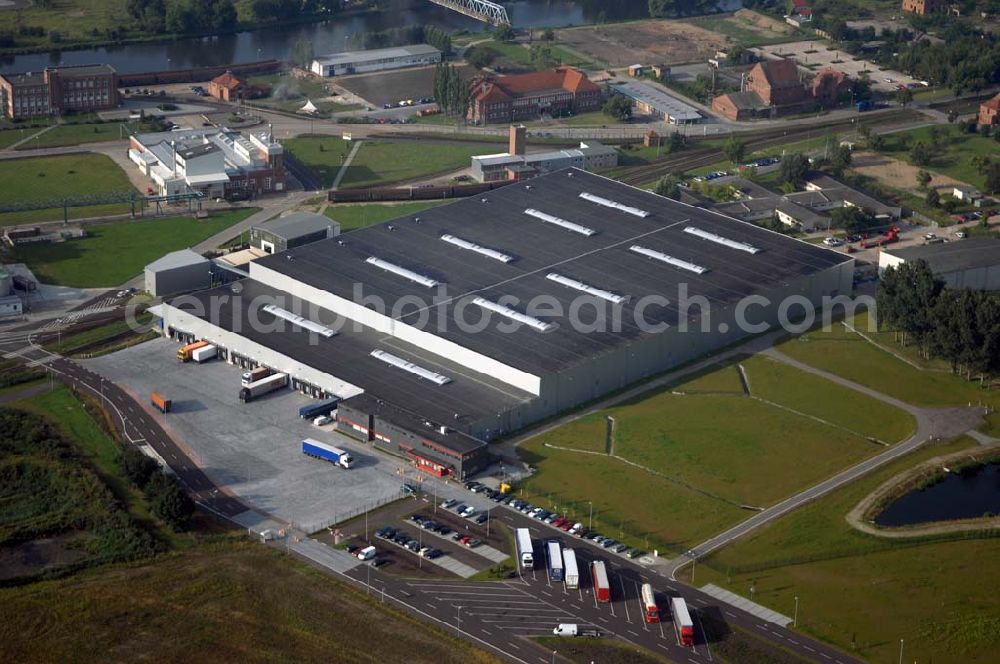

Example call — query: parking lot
[752,41,922,93]
[333,64,477,108]
[85,338,403,531]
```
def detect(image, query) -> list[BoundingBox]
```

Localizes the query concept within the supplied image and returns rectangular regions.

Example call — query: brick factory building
[468,67,603,125]
[0,64,119,120]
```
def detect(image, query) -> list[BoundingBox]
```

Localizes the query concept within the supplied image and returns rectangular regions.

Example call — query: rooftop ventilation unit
[683,226,761,254]
[370,349,451,386]
[629,245,708,275]
[546,273,628,304]
[365,256,440,288]
[524,208,596,237]
[261,304,337,338]
[440,234,515,263]
[472,296,555,332]
[579,192,650,218]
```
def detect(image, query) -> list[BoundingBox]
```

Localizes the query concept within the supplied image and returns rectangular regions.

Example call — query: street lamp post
[456,606,463,636]
[898,639,904,664]
[794,596,799,628]
[587,501,593,531]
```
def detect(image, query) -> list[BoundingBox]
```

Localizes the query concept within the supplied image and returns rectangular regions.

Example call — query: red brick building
[811,67,850,108]
[208,70,248,102]
[979,92,1000,128]
[0,64,119,120]
[746,60,809,108]
[468,67,603,125]
[902,0,947,15]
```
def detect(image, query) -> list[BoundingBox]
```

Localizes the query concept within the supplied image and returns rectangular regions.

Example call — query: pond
[874,463,1000,527]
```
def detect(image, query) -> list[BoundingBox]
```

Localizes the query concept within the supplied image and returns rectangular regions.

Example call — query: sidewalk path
[331,139,363,190]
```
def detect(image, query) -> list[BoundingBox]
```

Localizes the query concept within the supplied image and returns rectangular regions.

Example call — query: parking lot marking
[628,629,640,637]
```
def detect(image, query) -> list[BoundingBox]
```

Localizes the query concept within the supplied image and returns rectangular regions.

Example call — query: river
[0,0,658,75]
[874,463,1000,527]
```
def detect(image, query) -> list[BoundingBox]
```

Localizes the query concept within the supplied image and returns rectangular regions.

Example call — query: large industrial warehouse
[155,169,853,478]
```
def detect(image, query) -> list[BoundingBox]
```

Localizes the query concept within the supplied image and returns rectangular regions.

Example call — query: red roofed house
[208,71,248,102]
[468,67,603,125]
[979,92,1000,128]
[812,67,850,108]
[902,0,947,15]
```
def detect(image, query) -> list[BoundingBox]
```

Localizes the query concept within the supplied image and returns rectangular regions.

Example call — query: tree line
[878,261,1000,383]
[433,63,470,117]
[351,25,451,55]
[126,0,237,34]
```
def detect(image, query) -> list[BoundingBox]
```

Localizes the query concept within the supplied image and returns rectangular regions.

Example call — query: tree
[120,446,160,488]
[494,24,515,42]
[867,132,886,151]
[778,152,809,188]
[830,206,876,233]
[727,44,747,65]
[916,169,932,190]
[970,154,993,175]
[529,44,556,70]
[827,143,852,177]
[909,140,933,167]
[466,45,496,70]
[668,131,685,152]
[145,472,194,530]
[877,260,945,352]
[723,136,746,166]
[290,38,314,69]
[985,162,1000,194]
[947,109,958,123]
[653,174,682,200]
[602,94,633,121]
[895,86,913,107]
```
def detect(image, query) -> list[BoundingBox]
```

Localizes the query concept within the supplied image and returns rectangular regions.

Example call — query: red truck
[670,597,695,647]
[150,392,171,413]
[591,560,611,603]
[860,226,900,249]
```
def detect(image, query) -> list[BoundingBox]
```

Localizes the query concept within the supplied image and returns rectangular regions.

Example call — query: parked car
[375,527,395,539]
[441,498,458,509]
[612,543,629,554]
[475,513,489,525]
[601,539,617,549]
[626,549,643,559]
[822,236,843,246]
[425,548,443,559]
[402,483,417,495]
[313,415,332,426]
[464,538,482,548]
[454,504,468,514]
[559,521,574,532]
[460,506,476,518]
[405,540,420,553]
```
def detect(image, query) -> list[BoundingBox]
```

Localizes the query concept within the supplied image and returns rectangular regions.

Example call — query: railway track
[617,108,926,186]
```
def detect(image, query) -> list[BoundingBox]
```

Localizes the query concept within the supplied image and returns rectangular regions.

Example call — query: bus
[516,528,534,570]
[545,540,563,582]
[641,583,660,623]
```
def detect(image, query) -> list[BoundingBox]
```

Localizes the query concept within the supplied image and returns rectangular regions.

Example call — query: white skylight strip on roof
[629,245,709,275]
[578,192,650,218]
[365,256,440,288]
[370,349,451,386]
[546,273,628,304]
[440,233,515,263]
[472,297,555,332]
[683,226,761,254]
[524,208,597,237]
[261,304,337,338]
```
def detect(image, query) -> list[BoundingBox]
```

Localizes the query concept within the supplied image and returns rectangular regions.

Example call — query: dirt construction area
[850,151,964,195]
[555,19,727,67]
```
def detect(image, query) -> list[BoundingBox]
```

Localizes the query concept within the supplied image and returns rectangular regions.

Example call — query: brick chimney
[509,124,526,156]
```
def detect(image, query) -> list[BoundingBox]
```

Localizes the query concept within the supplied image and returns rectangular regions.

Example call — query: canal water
[0,0,654,74]
[874,463,1000,527]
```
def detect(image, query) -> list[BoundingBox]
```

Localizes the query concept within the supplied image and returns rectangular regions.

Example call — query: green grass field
[0,153,135,209]
[325,200,451,232]
[878,125,997,191]
[741,355,916,443]
[0,542,501,663]
[14,209,256,287]
[286,136,488,188]
[777,315,999,410]
[517,358,906,552]
[693,436,1000,664]
[0,128,33,149]
[15,123,125,150]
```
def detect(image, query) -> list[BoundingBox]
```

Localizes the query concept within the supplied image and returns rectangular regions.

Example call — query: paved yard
[84,337,403,532]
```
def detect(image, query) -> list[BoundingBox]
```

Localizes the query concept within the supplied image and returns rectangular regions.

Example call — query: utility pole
[794,595,799,627]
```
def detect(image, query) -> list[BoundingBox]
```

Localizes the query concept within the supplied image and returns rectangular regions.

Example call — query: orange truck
[150,392,171,413]
[176,340,209,362]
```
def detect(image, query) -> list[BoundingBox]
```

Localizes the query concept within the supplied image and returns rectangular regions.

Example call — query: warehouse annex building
[154,169,853,478]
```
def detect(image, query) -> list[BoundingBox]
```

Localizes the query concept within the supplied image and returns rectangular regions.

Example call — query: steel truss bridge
[428,0,510,26]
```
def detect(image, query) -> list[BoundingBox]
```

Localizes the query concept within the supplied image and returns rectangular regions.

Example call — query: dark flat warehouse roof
[340,392,485,455]
[168,279,532,433]
[884,237,1000,274]
[255,169,851,375]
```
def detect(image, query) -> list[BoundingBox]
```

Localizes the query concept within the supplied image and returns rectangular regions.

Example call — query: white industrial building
[310,44,441,77]
[152,169,852,477]
[471,141,618,183]
[129,127,285,198]
[609,80,702,125]
[879,237,1000,290]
